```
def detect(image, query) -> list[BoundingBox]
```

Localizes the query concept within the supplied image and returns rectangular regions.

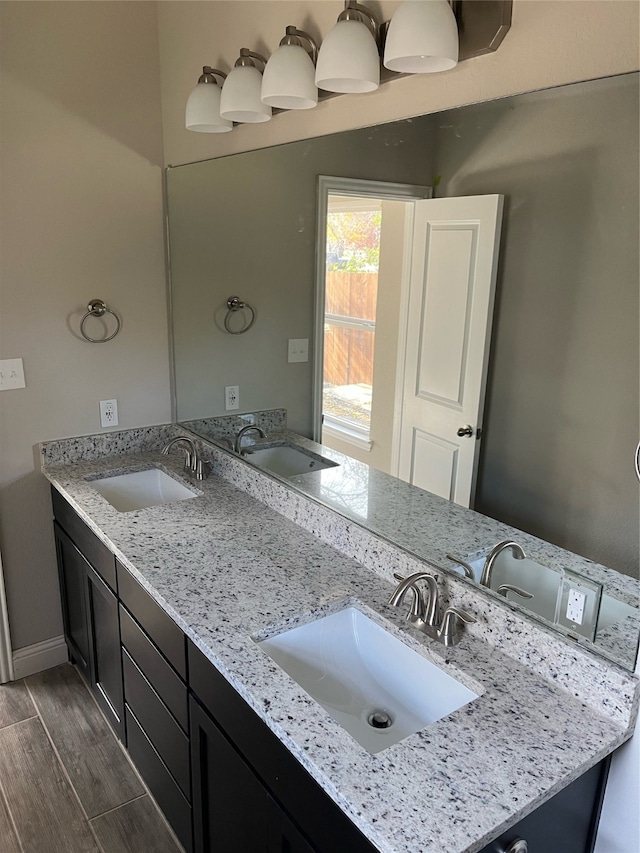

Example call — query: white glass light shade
[220,65,272,123]
[185,81,233,133]
[315,19,380,94]
[261,44,318,110]
[383,0,459,74]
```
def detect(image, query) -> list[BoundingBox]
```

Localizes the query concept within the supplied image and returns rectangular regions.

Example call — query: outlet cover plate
[100,399,118,428]
[225,385,240,411]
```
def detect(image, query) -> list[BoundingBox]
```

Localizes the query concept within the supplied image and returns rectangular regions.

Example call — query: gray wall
[434,74,639,576]
[0,2,171,651]
[168,117,435,434]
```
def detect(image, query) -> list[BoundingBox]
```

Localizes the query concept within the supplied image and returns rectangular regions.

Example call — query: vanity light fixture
[315,1,381,94]
[383,0,459,73]
[220,49,272,123]
[185,67,233,133]
[261,26,319,110]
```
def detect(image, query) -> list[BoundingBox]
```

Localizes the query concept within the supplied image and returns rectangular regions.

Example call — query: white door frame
[0,553,14,683]
[389,202,419,477]
[313,176,431,443]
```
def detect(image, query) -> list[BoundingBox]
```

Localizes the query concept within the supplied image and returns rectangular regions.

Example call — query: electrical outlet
[0,358,26,390]
[99,399,118,428]
[225,385,239,411]
[288,338,309,363]
[566,588,586,624]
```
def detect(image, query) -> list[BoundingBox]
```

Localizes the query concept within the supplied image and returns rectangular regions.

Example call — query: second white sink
[244,443,338,478]
[91,469,197,512]
[258,607,478,754]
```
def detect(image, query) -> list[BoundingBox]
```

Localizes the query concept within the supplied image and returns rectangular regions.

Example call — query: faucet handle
[445,554,476,580]
[497,584,534,600]
[437,606,476,647]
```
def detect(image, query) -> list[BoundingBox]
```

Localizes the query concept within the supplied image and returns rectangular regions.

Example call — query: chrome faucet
[161,436,210,481]
[389,572,476,646]
[234,425,267,455]
[481,540,526,588]
[389,572,440,632]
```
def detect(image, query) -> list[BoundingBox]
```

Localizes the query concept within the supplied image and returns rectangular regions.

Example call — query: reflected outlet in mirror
[90,469,197,512]
[258,607,478,754]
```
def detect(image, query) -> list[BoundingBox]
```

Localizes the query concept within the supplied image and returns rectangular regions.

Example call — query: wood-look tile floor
[0,664,182,853]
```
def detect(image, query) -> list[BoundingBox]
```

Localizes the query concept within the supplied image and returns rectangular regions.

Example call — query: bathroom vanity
[42,427,638,853]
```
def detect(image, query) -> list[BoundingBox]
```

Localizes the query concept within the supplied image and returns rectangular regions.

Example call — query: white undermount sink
[243,443,338,478]
[90,469,197,512]
[258,607,478,754]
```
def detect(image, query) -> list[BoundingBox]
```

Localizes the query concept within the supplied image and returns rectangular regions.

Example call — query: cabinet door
[478,758,610,853]
[54,523,90,682]
[191,696,270,853]
[267,797,316,853]
[86,564,124,739]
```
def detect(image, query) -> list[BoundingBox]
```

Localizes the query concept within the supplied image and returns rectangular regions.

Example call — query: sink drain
[367,710,393,729]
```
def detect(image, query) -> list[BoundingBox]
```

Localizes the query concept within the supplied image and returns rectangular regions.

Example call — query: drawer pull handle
[498,840,528,853]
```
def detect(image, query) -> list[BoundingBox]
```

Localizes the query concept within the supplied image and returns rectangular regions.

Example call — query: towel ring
[224,296,255,335]
[80,299,121,343]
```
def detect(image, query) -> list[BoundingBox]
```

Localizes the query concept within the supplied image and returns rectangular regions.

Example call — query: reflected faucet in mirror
[234,425,268,455]
[481,541,526,588]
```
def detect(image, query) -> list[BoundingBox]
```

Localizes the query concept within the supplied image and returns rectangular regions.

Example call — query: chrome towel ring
[224,296,255,335]
[80,299,121,343]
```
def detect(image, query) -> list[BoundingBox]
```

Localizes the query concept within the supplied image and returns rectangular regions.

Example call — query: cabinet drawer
[117,561,186,678]
[125,706,192,853]
[51,488,117,592]
[120,606,188,731]
[123,649,190,797]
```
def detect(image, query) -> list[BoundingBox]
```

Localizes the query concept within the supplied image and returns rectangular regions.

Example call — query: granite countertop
[42,445,638,853]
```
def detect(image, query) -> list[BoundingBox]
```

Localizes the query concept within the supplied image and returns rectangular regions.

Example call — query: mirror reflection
[167,73,639,669]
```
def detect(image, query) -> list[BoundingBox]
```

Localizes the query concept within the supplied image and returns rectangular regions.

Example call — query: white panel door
[398,195,504,507]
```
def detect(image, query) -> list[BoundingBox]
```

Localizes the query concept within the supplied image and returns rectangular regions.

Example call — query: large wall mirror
[167,72,639,669]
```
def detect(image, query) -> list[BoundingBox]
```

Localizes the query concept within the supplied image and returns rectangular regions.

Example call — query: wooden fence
[324,271,377,388]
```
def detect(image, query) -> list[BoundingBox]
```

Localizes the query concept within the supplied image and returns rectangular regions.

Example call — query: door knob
[457,425,474,437]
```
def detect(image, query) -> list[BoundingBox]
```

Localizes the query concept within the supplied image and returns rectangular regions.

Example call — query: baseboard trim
[12,635,68,680]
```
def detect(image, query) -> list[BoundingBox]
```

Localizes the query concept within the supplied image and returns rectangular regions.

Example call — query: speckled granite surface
[185,422,639,671]
[42,435,638,853]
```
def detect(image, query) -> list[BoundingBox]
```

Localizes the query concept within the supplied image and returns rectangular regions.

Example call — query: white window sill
[322,422,373,452]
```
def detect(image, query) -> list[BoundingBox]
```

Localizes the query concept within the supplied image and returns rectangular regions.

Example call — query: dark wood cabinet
[188,640,376,853]
[190,695,316,853]
[54,522,92,682]
[117,562,191,849]
[478,757,610,853]
[53,519,124,739]
[85,562,124,737]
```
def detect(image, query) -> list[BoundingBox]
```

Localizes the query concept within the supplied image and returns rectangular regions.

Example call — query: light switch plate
[288,339,309,363]
[0,358,26,390]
